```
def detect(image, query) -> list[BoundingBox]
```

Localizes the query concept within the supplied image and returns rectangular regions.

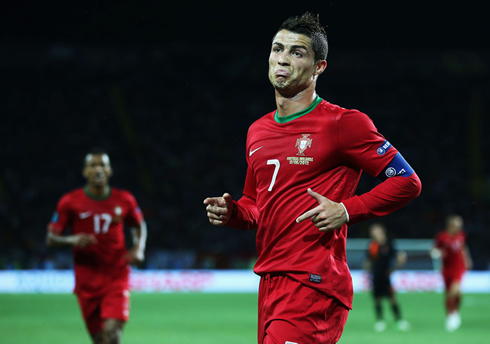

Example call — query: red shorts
[258,274,349,344]
[76,288,130,335]
[442,270,465,291]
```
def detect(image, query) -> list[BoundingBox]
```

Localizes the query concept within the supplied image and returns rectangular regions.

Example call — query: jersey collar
[84,185,111,200]
[274,95,322,123]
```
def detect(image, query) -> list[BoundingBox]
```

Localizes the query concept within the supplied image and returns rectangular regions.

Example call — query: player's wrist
[339,202,349,223]
[229,202,238,220]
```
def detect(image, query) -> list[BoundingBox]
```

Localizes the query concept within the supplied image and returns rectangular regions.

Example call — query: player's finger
[203,197,220,205]
[207,217,225,226]
[207,211,227,220]
[307,188,327,203]
[206,204,228,215]
[222,193,232,203]
[296,207,321,223]
[85,234,97,244]
[317,222,335,232]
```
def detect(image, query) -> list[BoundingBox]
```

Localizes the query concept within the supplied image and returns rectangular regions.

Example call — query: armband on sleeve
[378,153,414,181]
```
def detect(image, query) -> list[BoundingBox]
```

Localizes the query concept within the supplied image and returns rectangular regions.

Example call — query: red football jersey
[227,97,414,309]
[434,230,466,275]
[48,187,143,297]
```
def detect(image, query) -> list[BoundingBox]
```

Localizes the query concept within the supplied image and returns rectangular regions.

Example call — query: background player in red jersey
[431,214,472,332]
[364,223,410,332]
[46,149,147,344]
[204,12,421,344]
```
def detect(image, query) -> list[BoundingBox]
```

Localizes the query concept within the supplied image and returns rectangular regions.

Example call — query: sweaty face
[83,154,112,187]
[268,30,324,95]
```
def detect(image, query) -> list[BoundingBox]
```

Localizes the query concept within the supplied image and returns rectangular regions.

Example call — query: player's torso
[438,232,465,265]
[370,242,394,273]
[69,190,127,236]
[248,102,360,271]
[67,188,132,265]
[247,104,360,213]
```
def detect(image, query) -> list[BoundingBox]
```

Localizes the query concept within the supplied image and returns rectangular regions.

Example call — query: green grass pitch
[1,292,489,343]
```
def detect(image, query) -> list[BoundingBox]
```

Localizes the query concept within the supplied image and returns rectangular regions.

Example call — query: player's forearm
[131,221,147,253]
[46,232,76,247]
[226,196,259,230]
[342,173,422,225]
[464,246,473,270]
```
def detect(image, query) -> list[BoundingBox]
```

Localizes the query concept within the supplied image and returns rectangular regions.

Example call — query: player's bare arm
[296,188,347,231]
[125,221,147,265]
[396,251,407,269]
[46,231,97,248]
[203,193,234,226]
[464,245,473,270]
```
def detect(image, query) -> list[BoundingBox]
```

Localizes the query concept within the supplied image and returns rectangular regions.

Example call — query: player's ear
[315,59,327,76]
[82,167,89,179]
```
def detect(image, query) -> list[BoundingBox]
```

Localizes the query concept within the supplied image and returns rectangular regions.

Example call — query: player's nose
[277,52,290,65]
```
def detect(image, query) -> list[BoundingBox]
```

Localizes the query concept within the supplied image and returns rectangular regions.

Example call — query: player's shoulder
[319,100,370,122]
[59,187,85,202]
[110,187,138,203]
[249,109,275,128]
[435,230,446,238]
[111,186,135,198]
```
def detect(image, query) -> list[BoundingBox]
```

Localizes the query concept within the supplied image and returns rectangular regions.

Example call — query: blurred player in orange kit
[204,12,421,344]
[46,149,147,344]
[431,214,472,332]
[365,223,410,332]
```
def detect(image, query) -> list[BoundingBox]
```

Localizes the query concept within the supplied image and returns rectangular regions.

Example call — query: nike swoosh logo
[249,146,263,156]
[79,211,92,219]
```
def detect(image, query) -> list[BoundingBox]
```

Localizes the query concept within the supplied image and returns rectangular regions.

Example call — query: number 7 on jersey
[267,159,280,191]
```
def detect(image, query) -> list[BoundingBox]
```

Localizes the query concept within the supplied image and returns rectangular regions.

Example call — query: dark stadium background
[1,1,489,270]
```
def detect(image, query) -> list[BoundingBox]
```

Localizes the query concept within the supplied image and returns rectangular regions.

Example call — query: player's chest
[72,200,127,232]
[248,127,338,173]
[442,236,464,252]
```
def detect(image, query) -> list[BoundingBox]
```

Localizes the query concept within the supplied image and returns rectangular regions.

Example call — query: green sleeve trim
[274,96,322,123]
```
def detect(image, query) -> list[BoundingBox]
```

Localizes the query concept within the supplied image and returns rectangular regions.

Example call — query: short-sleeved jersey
[434,230,466,275]
[48,187,143,297]
[367,240,396,279]
[230,97,399,309]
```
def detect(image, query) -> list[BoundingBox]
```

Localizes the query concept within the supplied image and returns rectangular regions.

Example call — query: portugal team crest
[113,206,122,223]
[295,134,312,156]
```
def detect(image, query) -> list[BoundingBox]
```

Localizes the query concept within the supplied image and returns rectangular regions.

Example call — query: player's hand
[125,246,145,265]
[296,188,347,232]
[71,233,97,248]
[203,193,234,226]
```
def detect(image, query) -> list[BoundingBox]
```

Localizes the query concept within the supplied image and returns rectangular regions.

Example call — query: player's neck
[85,184,110,199]
[275,87,317,117]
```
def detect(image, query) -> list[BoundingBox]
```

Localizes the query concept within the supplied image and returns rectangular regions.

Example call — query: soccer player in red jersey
[46,149,147,344]
[431,214,472,332]
[204,13,421,344]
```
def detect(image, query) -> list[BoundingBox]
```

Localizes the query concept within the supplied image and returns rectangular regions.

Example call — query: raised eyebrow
[291,44,309,52]
[271,42,309,52]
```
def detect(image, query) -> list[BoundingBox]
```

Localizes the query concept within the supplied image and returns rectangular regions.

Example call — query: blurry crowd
[1,44,489,270]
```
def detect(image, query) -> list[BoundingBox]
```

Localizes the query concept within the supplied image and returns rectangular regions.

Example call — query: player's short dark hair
[276,12,328,61]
